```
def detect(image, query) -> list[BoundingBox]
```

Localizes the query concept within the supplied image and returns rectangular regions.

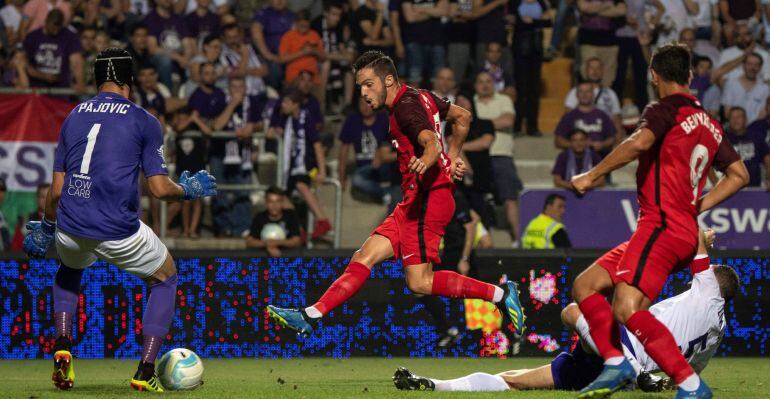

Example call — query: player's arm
[409,129,441,174]
[43,171,65,222]
[571,127,656,193]
[697,159,748,213]
[146,175,187,201]
[445,103,472,161]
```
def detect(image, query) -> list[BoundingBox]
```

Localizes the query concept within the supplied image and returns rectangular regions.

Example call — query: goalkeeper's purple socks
[141,273,178,363]
[53,265,84,339]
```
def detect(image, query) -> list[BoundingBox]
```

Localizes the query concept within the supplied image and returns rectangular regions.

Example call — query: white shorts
[55,221,168,278]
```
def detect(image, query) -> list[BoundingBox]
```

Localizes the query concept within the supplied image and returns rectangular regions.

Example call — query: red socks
[430,270,496,301]
[578,293,624,359]
[312,262,371,315]
[625,310,695,384]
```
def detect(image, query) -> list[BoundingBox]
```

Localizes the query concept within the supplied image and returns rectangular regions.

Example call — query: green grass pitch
[1,357,767,399]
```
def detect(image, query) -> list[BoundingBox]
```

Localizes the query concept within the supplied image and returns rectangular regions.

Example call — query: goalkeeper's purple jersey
[53,92,168,240]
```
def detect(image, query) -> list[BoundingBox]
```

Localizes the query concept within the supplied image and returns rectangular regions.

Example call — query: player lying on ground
[23,48,217,392]
[568,43,748,398]
[393,230,740,393]
[267,51,525,338]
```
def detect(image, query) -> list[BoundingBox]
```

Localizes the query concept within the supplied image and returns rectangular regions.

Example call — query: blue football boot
[267,305,317,336]
[496,281,526,334]
[674,380,713,399]
[577,358,636,398]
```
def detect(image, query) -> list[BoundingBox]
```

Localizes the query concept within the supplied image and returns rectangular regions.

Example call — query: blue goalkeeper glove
[179,170,217,200]
[23,218,56,259]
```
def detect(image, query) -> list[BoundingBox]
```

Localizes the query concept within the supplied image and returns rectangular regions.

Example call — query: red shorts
[596,224,697,300]
[373,186,455,266]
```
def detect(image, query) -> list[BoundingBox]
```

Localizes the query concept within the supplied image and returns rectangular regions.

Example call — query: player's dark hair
[352,51,397,80]
[712,265,740,300]
[130,23,148,36]
[568,129,588,139]
[543,194,566,211]
[266,186,286,198]
[650,43,692,86]
[94,48,135,88]
[745,52,764,66]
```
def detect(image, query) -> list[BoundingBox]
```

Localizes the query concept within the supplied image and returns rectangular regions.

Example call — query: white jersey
[622,263,725,374]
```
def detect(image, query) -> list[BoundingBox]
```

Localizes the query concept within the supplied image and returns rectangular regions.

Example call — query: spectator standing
[80,26,98,88]
[566,57,623,140]
[654,0,693,46]
[686,0,721,41]
[474,0,510,72]
[184,0,221,48]
[125,24,156,77]
[554,81,616,159]
[446,0,475,82]
[352,0,394,54]
[721,52,770,124]
[220,23,268,97]
[690,55,722,117]
[473,71,523,246]
[279,10,325,84]
[552,128,604,189]
[22,10,84,91]
[338,97,390,202]
[613,0,651,109]
[400,0,449,85]
[134,64,168,116]
[521,193,571,249]
[725,106,770,187]
[576,0,626,87]
[268,90,333,239]
[719,0,759,46]
[251,0,295,87]
[144,0,195,87]
[715,23,770,83]
[22,0,71,33]
[246,186,302,256]
[512,0,550,136]
[1,0,30,46]
[312,2,355,110]
[478,42,515,101]
[173,120,207,239]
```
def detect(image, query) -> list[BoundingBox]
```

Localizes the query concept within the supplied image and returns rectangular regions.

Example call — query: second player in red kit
[267,51,526,340]
[568,44,748,399]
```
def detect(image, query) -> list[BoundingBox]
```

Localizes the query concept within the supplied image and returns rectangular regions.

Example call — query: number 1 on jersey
[80,123,101,174]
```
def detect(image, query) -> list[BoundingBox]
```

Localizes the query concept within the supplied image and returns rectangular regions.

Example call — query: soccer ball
[157,348,204,390]
[260,223,287,241]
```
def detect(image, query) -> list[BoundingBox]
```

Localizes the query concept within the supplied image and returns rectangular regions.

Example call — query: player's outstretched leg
[130,257,178,393]
[51,264,83,390]
[393,367,436,391]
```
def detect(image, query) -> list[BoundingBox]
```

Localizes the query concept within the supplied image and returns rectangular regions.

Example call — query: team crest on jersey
[157,145,167,168]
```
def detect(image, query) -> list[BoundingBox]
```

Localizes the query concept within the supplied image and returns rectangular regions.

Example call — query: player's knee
[405,275,432,295]
[571,275,591,303]
[561,303,581,328]
[612,301,636,324]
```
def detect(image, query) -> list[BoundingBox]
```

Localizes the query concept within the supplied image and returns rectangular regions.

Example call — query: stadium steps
[538,57,573,135]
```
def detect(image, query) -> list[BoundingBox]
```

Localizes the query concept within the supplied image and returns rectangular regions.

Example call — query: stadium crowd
[1,0,770,250]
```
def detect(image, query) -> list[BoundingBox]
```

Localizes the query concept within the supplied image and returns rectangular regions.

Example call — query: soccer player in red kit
[267,51,525,337]
[568,44,749,399]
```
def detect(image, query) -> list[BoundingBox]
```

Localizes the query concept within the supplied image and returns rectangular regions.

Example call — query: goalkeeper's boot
[577,359,636,398]
[267,305,317,336]
[674,380,713,399]
[52,336,75,390]
[496,281,526,335]
[392,367,435,391]
[130,361,164,392]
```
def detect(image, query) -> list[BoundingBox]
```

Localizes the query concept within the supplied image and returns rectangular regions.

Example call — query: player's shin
[308,262,371,316]
[578,293,624,362]
[140,273,178,367]
[430,270,498,301]
[624,310,698,387]
[53,265,84,343]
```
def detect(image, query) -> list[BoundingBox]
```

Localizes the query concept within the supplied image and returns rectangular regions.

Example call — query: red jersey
[635,92,740,239]
[389,85,453,200]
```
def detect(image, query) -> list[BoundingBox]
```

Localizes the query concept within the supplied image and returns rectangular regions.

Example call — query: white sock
[492,286,505,303]
[432,373,509,392]
[304,306,322,319]
[678,373,701,391]
[604,356,625,366]
[575,315,599,354]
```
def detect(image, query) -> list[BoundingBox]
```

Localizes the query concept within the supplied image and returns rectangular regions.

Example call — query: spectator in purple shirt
[144,0,195,85]
[725,106,770,188]
[250,0,294,88]
[552,128,604,189]
[184,0,221,47]
[270,70,324,134]
[554,81,616,159]
[338,96,390,203]
[22,9,84,91]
